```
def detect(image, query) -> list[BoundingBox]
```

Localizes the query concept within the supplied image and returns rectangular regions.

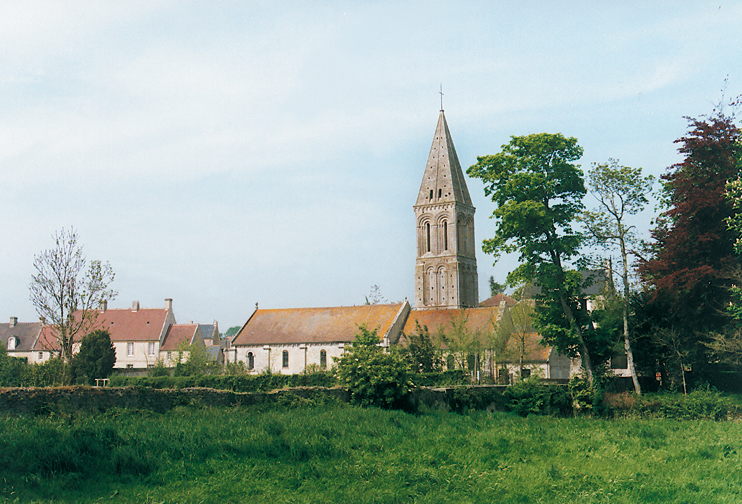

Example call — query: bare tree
[29,228,116,371]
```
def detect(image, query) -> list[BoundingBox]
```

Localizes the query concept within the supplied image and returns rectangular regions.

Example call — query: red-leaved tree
[638,113,742,382]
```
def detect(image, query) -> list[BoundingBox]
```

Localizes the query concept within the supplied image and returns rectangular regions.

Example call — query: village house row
[2,110,622,382]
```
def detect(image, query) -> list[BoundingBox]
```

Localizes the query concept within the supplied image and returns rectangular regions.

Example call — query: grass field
[1,396,742,503]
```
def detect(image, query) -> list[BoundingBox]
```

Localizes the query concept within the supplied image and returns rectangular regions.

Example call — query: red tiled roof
[34,308,169,351]
[479,294,517,308]
[402,307,502,338]
[232,303,405,346]
[161,324,197,351]
[402,307,552,362]
[502,332,551,363]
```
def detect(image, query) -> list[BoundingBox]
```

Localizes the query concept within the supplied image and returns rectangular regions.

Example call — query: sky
[1,1,741,331]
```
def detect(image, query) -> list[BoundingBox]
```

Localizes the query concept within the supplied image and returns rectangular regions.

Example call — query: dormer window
[7,336,17,350]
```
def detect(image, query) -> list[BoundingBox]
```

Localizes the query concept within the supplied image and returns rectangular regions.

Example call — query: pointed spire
[415,110,472,207]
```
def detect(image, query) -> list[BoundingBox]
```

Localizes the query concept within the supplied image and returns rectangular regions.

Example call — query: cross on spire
[439,84,444,111]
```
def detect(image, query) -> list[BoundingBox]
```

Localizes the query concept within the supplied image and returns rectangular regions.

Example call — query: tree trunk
[558,293,594,384]
[620,239,641,395]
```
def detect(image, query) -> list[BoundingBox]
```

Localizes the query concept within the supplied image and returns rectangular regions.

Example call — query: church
[228,109,571,381]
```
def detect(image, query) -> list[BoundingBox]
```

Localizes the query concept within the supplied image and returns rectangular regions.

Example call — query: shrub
[504,376,571,416]
[72,330,116,385]
[335,325,412,408]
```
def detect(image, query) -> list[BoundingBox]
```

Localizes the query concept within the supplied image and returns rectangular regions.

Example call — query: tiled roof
[0,321,43,352]
[402,307,552,363]
[232,303,406,346]
[402,307,502,338]
[161,324,197,351]
[34,308,170,351]
[197,324,218,342]
[479,294,517,308]
[502,332,551,363]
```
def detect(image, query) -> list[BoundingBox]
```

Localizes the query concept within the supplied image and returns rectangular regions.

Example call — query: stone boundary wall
[0,385,511,416]
[0,386,350,416]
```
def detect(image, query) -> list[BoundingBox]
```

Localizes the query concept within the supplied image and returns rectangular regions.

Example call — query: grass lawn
[1,398,741,503]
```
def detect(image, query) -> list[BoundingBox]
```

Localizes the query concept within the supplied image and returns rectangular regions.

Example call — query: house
[159,323,210,366]
[401,302,571,381]
[33,299,177,371]
[229,302,411,374]
[0,317,44,362]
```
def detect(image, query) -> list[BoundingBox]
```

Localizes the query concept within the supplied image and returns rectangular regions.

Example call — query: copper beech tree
[638,113,742,382]
[29,228,116,377]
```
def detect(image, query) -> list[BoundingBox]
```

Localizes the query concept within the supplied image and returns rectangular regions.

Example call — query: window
[148,342,155,356]
[443,221,448,251]
[446,354,455,370]
[320,350,327,369]
[147,364,154,369]
[126,364,133,369]
[282,350,289,368]
[247,352,254,370]
[127,342,134,356]
[426,223,431,252]
[167,351,172,361]
[429,189,433,200]
[38,352,44,360]
[438,188,442,198]
[7,337,16,350]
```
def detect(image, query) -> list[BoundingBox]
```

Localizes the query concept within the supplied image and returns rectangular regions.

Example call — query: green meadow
[1,397,742,503]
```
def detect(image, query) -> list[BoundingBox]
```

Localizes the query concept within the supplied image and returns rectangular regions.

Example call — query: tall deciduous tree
[467,133,598,383]
[638,114,741,376]
[29,228,116,371]
[582,160,654,395]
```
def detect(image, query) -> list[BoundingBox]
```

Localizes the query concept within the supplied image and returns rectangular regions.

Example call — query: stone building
[230,108,571,380]
[414,110,478,309]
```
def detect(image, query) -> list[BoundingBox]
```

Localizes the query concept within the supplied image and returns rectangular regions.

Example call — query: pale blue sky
[1,1,740,330]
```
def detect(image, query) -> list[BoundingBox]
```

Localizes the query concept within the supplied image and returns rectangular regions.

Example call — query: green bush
[504,377,571,416]
[0,343,31,387]
[335,326,412,408]
[72,330,116,385]
[108,371,337,392]
[413,369,469,387]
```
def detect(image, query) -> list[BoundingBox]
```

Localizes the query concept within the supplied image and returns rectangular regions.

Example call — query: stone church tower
[414,110,478,309]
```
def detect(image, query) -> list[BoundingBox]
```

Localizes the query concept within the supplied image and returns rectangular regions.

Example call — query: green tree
[401,321,442,373]
[223,326,241,340]
[468,133,598,383]
[174,341,214,376]
[72,330,116,385]
[29,228,116,381]
[335,325,412,408]
[0,342,31,387]
[489,276,506,297]
[498,301,539,379]
[582,159,654,394]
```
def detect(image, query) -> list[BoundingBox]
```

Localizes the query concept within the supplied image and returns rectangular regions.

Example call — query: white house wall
[234,343,345,374]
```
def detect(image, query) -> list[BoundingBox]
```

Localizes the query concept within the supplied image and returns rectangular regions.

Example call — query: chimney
[165,298,173,311]
[9,316,17,327]
[132,301,140,312]
[100,300,107,312]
